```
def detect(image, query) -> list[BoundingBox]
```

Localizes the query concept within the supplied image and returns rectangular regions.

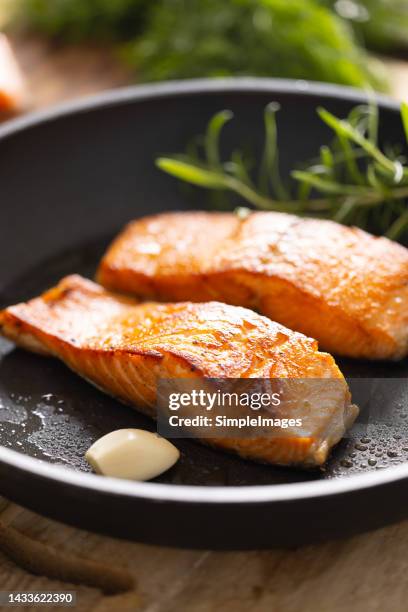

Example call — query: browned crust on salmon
[0,275,357,468]
[97,211,408,360]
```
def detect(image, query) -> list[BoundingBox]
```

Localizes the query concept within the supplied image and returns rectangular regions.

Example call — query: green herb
[156,101,408,241]
[14,0,387,91]
[15,0,150,42]
[129,0,386,90]
[324,0,408,54]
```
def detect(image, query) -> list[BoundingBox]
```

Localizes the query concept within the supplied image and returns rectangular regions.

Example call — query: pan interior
[0,237,407,487]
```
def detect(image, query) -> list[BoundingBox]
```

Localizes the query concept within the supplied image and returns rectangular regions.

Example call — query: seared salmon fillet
[98,211,408,360]
[0,275,357,467]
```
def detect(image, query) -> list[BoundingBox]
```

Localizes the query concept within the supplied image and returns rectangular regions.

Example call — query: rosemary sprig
[156,101,408,241]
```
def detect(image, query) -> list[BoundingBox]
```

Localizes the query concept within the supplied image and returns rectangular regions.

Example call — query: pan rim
[0,77,406,506]
[0,76,401,143]
[0,443,407,504]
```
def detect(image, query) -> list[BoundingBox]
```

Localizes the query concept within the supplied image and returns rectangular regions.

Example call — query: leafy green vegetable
[129,0,386,89]
[16,0,149,41]
[324,0,408,53]
[15,0,387,90]
[157,102,408,241]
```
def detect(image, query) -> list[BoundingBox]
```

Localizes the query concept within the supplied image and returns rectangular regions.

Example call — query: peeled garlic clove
[85,429,180,481]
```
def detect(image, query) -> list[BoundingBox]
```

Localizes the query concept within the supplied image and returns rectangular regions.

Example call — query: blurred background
[0,0,408,114]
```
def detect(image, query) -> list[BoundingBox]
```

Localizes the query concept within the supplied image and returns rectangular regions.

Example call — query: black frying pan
[0,79,407,549]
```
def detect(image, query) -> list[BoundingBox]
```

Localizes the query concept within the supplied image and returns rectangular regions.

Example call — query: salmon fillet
[98,211,408,360]
[0,275,357,468]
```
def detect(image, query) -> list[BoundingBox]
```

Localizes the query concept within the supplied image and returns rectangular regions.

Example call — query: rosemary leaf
[387,209,408,240]
[259,102,288,200]
[156,101,408,242]
[205,110,233,169]
[401,102,408,144]
[317,107,404,181]
[156,158,226,189]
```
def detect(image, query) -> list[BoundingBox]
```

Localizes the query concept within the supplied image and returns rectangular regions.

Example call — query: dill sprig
[156,101,408,242]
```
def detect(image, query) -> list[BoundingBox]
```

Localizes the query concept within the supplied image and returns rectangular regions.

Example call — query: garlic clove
[85,429,180,481]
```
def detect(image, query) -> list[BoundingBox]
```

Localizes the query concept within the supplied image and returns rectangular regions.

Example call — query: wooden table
[0,34,407,612]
